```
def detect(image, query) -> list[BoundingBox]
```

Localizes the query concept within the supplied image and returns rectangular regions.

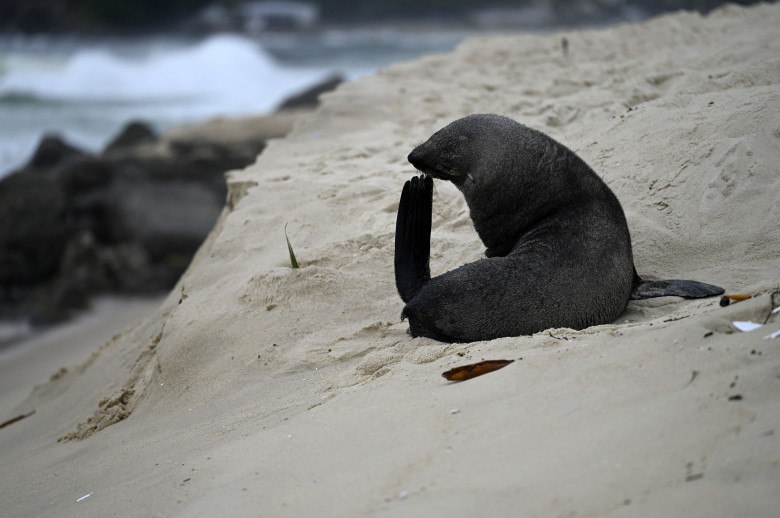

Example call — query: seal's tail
[630,269,724,300]
[395,175,433,303]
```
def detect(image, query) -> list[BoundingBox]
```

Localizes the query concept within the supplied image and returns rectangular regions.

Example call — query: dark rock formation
[276,74,344,111]
[0,172,73,286]
[104,181,222,262]
[103,120,158,153]
[0,112,301,325]
[26,134,87,171]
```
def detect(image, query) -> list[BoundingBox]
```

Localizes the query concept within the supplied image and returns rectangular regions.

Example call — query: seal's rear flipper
[631,279,724,300]
[395,175,433,303]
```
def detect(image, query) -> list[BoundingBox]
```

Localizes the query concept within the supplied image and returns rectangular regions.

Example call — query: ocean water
[0,29,469,178]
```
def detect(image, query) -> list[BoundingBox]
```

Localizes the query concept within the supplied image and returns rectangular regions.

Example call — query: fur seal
[395,114,723,343]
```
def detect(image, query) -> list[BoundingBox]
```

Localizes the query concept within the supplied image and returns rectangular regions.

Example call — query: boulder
[276,74,344,111]
[0,172,73,286]
[103,120,158,154]
[0,111,310,325]
[105,181,223,263]
[55,156,114,197]
[26,133,86,171]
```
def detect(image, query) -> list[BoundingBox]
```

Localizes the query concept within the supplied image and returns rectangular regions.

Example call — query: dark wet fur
[395,114,723,343]
[394,175,432,304]
[630,271,723,300]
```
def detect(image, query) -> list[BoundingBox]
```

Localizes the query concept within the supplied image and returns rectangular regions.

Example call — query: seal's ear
[394,175,433,303]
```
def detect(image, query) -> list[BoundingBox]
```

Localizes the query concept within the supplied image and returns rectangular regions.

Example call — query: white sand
[2,4,779,516]
[0,296,164,420]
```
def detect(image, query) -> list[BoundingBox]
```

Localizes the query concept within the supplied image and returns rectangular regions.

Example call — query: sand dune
[1,3,779,516]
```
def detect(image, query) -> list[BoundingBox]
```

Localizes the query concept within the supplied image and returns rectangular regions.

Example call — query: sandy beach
[1,3,779,517]
[0,297,165,420]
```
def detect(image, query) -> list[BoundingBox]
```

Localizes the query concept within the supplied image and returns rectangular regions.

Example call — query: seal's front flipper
[631,279,724,300]
[395,175,433,303]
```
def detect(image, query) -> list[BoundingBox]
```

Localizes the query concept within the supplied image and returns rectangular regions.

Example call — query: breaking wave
[0,34,325,115]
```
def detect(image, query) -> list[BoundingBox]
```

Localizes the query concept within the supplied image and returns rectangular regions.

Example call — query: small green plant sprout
[285,223,300,269]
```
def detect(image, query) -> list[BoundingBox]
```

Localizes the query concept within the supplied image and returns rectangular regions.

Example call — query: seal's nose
[407,147,423,167]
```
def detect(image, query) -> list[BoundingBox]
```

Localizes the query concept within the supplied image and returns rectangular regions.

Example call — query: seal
[395,114,723,343]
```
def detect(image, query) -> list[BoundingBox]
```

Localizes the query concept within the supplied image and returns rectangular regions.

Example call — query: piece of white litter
[733,321,762,332]
[76,493,93,503]
[449,409,460,415]
[764,329,780,340]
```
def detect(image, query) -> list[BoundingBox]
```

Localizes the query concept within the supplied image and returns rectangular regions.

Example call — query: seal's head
[408,118,479,185]
[407,114,520,187]
[406,113,583,257]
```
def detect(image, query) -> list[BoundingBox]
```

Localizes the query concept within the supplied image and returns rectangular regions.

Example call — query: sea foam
[0,34,325,115]
[0,34,330,176]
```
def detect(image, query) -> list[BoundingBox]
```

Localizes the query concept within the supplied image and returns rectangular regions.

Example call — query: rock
[57,229,162,295]
[103,121,158,154]
[0,111,311,325]
[32,276,91,325]
[105,181,223,263]
[277,74,344,111]
[56,156,114,197]
[0,172,73,286]
[26,134,87,171]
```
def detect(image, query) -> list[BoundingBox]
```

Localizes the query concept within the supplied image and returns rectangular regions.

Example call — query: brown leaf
[442,359,514,381]
[725,294,752,301]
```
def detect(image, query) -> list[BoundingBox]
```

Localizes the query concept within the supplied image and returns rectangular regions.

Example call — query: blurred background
[0,0,757,176]
[0,0,758,331]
